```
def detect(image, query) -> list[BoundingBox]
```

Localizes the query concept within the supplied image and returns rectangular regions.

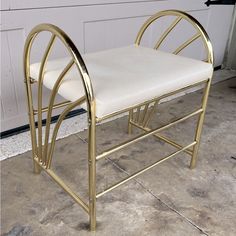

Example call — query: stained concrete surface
[1,78,236,236]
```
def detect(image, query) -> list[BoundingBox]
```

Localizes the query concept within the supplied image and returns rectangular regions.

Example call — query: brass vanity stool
[24,10,213,231]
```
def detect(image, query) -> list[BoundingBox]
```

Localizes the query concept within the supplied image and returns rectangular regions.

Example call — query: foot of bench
[190,78,211,169]
[33,161,42,174]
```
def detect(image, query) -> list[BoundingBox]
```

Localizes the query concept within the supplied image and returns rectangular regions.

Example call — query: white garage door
[0,0,235,131]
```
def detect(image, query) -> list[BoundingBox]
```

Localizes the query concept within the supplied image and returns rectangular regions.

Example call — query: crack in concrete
[74,133,87,143]
[106,156,209,236]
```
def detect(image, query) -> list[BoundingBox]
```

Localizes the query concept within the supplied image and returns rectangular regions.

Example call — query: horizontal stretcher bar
[33,100,72,114]
[96,108,203,161]
[34,157,89,213]
[96,141,197,198]
[130,122,193,155]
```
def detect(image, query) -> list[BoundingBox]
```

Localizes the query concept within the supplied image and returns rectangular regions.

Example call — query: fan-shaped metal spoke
[154,16,182,49]
[46,96,86,168]
[142,101,158,128]
[129,100,159,131]
[43,59,75,163]
[173,32,201,55]
[37,34,56,163]
[140,103,149,124]
[135,10,213,64]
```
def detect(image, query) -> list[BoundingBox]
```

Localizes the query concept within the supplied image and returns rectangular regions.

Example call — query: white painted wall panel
[1,31,20,118]
[84,16,151,53]
[1,0,164,10]
[207,5,235,67]
[0,1,234,131]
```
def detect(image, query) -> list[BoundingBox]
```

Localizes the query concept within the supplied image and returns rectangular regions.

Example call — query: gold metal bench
[24,10,213,231]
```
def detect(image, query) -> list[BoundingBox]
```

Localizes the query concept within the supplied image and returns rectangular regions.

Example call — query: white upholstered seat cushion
[30,45,213,118]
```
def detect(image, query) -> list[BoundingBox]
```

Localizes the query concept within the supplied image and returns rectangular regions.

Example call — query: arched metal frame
[24,24,96,229]
[135,10,213,63]
[24,10,213,231]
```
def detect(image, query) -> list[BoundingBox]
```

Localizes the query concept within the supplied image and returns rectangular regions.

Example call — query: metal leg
[190,79,211,169]
[128,110,133,134]
[88,115,97,231]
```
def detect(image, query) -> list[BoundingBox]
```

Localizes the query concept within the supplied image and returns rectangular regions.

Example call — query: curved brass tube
[23,24,96,164]
[154,16,182,50]
[46,96,86,168]
[135,10,214,64]
[43,59,74,162]
[37,35,56,163]
[24,23,95,113]
[24,23,97,231]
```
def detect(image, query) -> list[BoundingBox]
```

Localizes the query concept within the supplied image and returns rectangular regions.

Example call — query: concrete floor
[1,78,236,236]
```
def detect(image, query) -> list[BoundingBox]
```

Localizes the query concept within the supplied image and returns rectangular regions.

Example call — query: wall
[0,0,234,131]
[224,5,236,69]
